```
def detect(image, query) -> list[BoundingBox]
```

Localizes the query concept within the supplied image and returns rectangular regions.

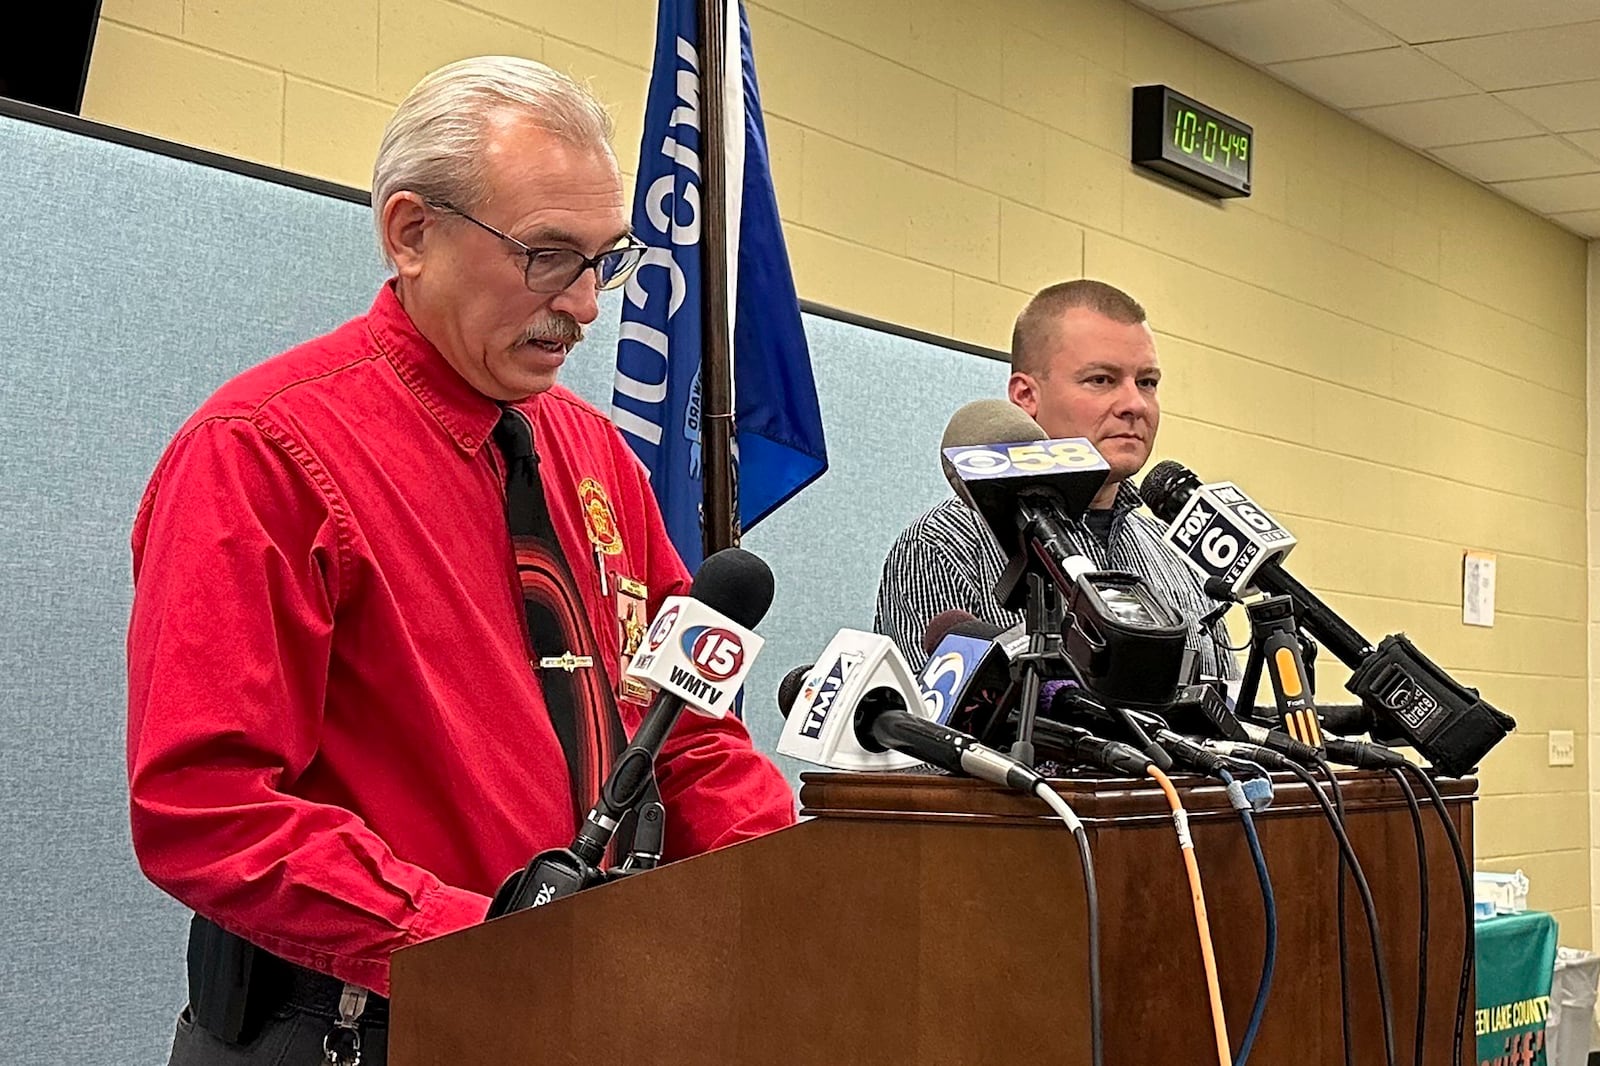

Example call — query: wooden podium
[390,770,1475,1065]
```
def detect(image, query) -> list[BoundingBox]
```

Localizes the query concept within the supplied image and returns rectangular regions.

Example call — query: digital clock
[1131,85,1252,199]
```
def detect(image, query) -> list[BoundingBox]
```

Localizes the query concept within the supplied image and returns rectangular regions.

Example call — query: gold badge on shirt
[578,477,623,556]
[615,575,652,705]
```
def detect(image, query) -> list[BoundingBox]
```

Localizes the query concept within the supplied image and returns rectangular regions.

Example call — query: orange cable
[1149,765,1231,1066]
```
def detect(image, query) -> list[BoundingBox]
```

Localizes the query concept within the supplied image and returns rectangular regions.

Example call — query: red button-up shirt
[126,284,796,994]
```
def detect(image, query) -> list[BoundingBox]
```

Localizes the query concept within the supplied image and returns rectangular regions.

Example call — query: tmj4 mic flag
[610,0,827,570]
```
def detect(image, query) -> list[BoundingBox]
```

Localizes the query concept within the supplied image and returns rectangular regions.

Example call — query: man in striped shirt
[874,280,1237,680]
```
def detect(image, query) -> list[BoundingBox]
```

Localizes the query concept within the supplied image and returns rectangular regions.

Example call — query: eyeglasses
[426,200,647,294]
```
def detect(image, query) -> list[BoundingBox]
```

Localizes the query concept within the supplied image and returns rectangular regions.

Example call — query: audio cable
[1218,766,1277,1066]
[1149,765,1231,1066]
[1032,782,1103,1066]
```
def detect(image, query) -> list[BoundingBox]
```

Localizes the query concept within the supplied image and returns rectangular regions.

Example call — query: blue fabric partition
[0,106,1007,1060]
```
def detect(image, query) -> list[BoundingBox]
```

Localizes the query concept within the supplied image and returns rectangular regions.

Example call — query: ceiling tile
[1565,130,1600,158]
[1488,171,1600,214]
[1334,0,1600,45]
[1420,21,1600,91]
[1267,47,1479,109]
[1546,208,1600,237]
[1351,95,1542,148]
[1167,0,1397,65]
[1495,79,1600,133]
[1430,136,1600,182]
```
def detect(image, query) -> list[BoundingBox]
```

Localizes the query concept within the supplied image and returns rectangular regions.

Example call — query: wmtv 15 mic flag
[625,595,765,718]
[777,630,928,771]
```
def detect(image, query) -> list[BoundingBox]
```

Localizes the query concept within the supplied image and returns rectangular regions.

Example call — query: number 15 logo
[688,627,745,682]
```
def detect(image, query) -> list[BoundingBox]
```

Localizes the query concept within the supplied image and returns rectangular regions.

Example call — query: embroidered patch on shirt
[578,477,623,556]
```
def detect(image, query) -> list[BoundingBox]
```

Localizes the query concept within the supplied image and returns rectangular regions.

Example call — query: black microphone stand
[1003,570,1069,768]
[488,738,675,917]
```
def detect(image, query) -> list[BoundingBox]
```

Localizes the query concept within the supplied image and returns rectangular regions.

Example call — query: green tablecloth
[1476,910,1559,1065]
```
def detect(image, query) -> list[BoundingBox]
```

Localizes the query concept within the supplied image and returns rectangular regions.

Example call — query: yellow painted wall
[82,0,1593,940]
[1588,241,1600,955]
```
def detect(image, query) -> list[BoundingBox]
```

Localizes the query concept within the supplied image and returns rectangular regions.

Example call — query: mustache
[520,315,584,346]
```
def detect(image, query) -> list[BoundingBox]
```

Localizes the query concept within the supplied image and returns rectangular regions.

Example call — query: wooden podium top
[800,767,1477,827]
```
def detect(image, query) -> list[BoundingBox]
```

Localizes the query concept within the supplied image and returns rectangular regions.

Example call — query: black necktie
[492,407,628,838]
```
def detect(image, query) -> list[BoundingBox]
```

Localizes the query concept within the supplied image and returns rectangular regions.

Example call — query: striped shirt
[873,482,1239,679]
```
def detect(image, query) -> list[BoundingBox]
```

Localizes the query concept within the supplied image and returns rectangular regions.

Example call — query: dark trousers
[167,1005,388,1066]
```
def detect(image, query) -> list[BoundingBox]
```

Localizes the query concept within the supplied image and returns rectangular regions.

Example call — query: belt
[284,964,390,1028]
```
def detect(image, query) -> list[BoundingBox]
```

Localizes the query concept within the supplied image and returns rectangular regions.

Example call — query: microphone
[777,664,813,719]
[1144,679,1334,777]
[939,399,1110,609]
[856,699,1046,793]
[1031,718,1151,776]
[1233,706,1409,771]
[776,631,1046,792]
[489,548,773,915]
[1042,680,1175,772]
[776,630,929,771]
[921,609,987,657]
[1219,727,1409,772]
[1139,460,1361,662]
[1322,736,1409,770]
[916,612,1021,737]
[1319,704,1375,735]
[1139,460,1300,603]
[1139,459,1514,777]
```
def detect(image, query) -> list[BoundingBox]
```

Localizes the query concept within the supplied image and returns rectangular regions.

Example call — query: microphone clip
[487,773,670,919]
[488,847,608,917]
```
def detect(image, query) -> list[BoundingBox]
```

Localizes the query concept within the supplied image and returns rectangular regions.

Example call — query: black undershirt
[1084,506,1114,545]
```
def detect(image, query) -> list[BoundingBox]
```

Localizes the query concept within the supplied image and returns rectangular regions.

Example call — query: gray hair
[371,55,616,265]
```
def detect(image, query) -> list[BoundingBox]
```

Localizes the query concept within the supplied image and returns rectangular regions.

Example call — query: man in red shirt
[127,56,796,1066]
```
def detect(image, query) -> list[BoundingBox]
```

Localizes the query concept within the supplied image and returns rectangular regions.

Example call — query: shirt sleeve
[615,436,797,860]
[126,417,488,995]
[873,515,987,672]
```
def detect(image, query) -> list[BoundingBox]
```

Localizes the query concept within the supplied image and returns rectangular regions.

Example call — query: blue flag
[611,0,827,571]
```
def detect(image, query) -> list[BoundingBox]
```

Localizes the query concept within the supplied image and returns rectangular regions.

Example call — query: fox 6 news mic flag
[1161,481,1296,595]
[625,595,764,719]
[611,0,827,569]
[777,630,928,771]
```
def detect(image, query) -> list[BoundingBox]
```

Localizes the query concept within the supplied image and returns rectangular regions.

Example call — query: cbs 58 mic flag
[610,0,828,569]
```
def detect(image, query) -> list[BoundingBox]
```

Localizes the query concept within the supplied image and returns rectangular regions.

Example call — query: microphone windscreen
[948,619,1005,641]
[776,664,813,718]
[1137,459,1199,521]
[939,399,1048,497]
[692,547,775,629]
[1038,679,1074,715]
[922,609,979,655]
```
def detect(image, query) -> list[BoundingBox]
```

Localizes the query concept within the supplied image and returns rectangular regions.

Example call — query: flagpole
[697,0,738,560]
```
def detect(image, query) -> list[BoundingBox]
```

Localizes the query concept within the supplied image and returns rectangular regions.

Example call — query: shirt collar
[365,280,503,455]
[1111,480,1146,516]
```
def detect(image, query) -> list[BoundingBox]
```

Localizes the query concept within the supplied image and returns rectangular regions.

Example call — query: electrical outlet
[1548,730,1575,767]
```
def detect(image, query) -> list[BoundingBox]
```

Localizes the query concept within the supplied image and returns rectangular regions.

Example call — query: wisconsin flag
[610,0,827,570]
